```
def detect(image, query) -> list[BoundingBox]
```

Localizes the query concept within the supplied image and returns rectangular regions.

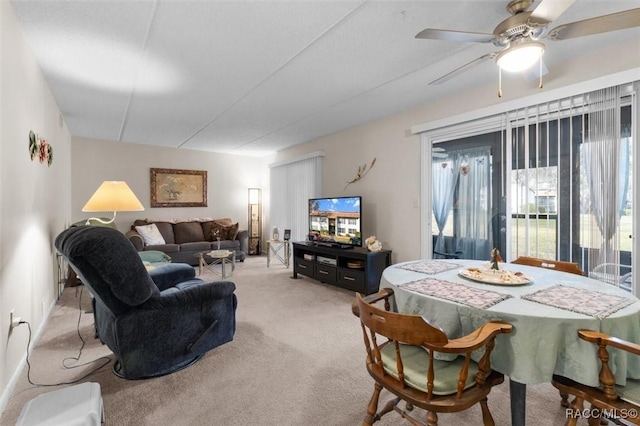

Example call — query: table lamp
[82,181,144,225]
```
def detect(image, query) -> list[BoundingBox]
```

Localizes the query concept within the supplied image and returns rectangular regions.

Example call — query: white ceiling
[10,0,640,156]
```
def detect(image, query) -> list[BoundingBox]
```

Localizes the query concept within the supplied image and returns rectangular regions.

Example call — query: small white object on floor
[16,382,103,426]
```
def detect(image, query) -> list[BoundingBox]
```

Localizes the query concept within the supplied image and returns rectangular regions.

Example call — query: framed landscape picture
[150,168,207,207]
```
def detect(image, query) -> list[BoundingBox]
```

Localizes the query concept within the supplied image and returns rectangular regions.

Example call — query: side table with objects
[195,250,235,278]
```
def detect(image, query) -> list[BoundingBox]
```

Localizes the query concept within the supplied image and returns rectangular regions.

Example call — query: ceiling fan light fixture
[496,40,545,72]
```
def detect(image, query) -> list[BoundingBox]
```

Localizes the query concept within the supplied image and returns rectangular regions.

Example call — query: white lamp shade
[496,41,545,73]
[82,181,144,212]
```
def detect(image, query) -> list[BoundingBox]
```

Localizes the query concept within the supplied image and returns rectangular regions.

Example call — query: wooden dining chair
[512,256,586,407]
[352,288,513,426]
[552,330,640,425]
[511,256,585,276]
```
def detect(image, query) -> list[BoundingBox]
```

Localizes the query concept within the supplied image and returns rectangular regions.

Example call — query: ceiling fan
[416,0,640,94]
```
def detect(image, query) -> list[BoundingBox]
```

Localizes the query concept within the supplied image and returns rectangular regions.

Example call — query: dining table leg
[510,379,526,426]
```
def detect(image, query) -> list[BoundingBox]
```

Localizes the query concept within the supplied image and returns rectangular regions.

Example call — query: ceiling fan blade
[547,8,640,40]
[415,28,494,43]
[529,0,576,25]
[429,52,497,85]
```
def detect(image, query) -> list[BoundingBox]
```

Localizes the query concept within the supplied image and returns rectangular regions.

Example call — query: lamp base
[85,212,116,226]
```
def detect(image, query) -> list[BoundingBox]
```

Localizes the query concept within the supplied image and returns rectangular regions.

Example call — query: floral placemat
[401,278,512,309]
[521,285,637,319]
[398,260,461,275]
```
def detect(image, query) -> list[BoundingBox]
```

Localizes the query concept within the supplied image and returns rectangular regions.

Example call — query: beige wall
[71,137,268,234]
[273,114,422,263]
[1,1,72,411]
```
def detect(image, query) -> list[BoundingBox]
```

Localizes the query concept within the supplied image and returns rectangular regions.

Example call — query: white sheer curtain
[432,155,459,256]
[583,86,631,280]
[269,153,323,243]
[456,146,493,259]
[430,146,492,260]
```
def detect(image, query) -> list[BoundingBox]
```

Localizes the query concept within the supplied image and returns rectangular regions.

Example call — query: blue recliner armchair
[55,226,237,379]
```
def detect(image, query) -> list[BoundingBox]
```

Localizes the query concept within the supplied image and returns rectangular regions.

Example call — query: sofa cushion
[218,240,240,250]
[145,244,180,253]
[181,241,213,252]
[153,222,176,244]
[174,222,205,244]
[135,224,166,245]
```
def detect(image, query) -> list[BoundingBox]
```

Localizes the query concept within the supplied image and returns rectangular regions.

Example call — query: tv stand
[292,242,391,295]
[313,241,353,249]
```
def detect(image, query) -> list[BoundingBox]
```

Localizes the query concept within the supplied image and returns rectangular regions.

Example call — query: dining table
[380,259,640,426]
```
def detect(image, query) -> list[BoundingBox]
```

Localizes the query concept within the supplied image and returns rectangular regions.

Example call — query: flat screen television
[308,196,362,247]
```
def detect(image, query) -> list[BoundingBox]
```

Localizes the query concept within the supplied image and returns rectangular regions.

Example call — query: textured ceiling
[10,0,640,156]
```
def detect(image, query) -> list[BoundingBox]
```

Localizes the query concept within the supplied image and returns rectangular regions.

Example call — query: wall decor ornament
[344,157,376,190]
[28,130,53,166]
[150,168,207,207]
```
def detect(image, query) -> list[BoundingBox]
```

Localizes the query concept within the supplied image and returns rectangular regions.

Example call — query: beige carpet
[2,256,571,425]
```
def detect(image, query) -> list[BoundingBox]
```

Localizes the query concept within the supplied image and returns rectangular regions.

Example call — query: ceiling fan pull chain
[498,67,503,98]
[539,57,544,89]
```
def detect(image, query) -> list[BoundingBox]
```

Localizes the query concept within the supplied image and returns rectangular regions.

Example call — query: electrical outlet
[10,309,21,329]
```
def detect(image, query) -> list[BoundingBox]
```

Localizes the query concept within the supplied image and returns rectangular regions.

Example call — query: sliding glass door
[429,86,633,290]
[431,132,506,260]
[509,114,583,264]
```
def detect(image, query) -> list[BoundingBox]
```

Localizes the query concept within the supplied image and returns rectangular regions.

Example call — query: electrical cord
[20,286,111,387]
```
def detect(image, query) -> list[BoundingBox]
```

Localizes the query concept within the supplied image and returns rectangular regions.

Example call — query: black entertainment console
[312,241,354,249]
[292,242,392,295]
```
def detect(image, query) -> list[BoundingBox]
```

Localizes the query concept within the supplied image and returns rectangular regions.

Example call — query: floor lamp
[248,188,262,255]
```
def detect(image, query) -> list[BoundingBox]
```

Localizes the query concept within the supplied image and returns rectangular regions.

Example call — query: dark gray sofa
[126,218,247,266]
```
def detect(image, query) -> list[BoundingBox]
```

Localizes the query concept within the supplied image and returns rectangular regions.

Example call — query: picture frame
[284,229,291,241]
[150,168,207,207]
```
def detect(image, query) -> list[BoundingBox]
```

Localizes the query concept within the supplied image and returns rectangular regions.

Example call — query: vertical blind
[269,153,323,242]
[424,81,635,291]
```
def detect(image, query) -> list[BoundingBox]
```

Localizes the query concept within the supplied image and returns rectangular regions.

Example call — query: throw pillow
[210,222,227,240]
[209,222,239,240]
[135,224,166,246]
[228,222,239,240]
[213,218,233,226]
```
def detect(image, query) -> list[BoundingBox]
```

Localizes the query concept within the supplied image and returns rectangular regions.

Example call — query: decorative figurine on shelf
[365,235,382,252]
[490,248,502,270]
